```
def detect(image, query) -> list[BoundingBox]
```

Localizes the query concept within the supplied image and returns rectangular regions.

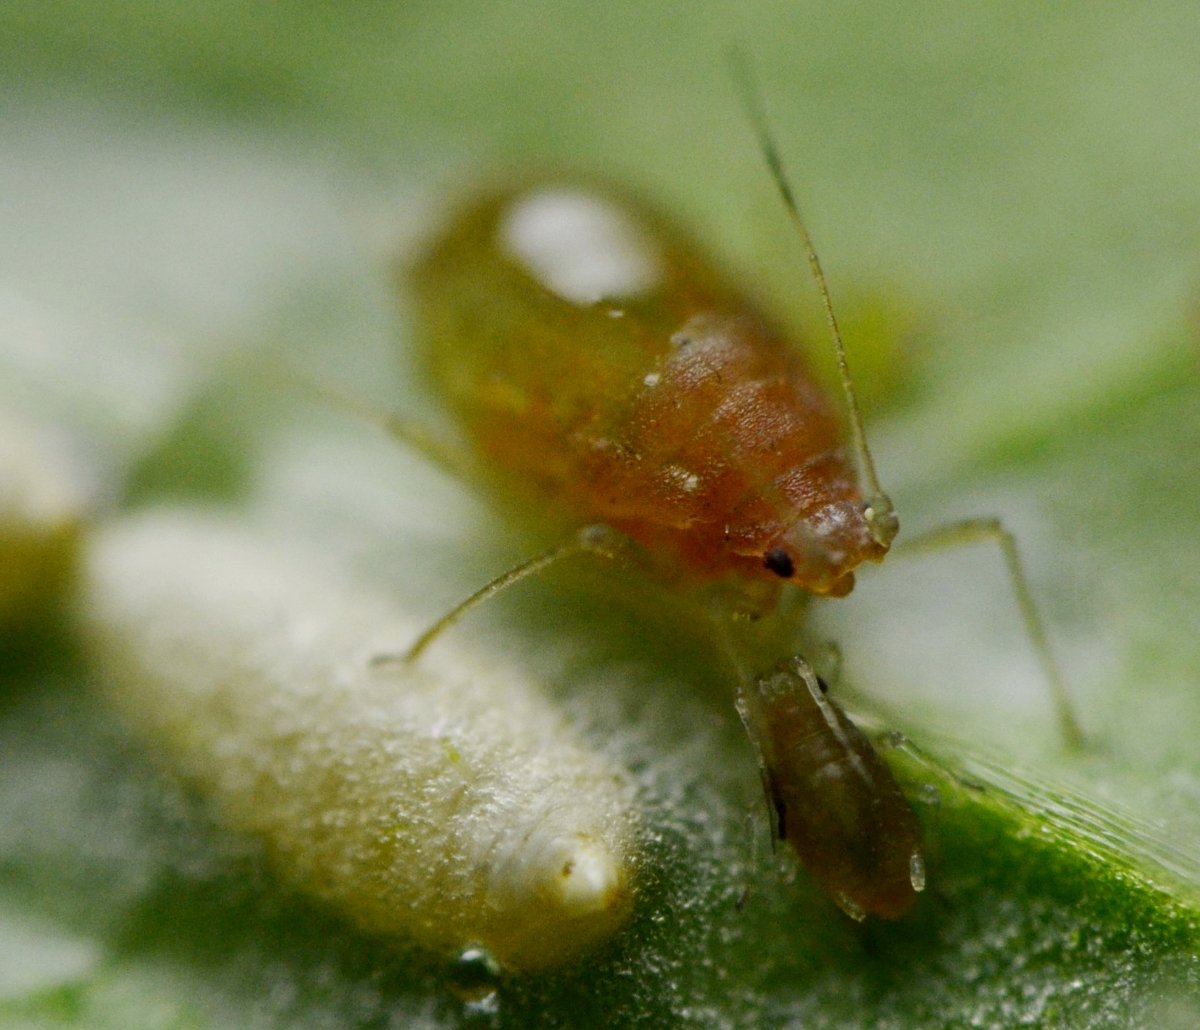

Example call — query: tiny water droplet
[909,850,926,893]
[449,946,502,1020]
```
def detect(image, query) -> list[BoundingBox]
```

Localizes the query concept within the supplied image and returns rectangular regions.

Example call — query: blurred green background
[2,1,1200,1027]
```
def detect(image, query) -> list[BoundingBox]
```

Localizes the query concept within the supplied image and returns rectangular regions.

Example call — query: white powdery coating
[80,510,637,970]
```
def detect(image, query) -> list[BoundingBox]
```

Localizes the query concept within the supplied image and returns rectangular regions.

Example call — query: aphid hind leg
[715,618,787,849]
[895,517,1084,748]
[383,525,637,666]
[291,371,474,480]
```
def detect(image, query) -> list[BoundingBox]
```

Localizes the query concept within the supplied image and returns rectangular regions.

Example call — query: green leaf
[2,2,1200,1027]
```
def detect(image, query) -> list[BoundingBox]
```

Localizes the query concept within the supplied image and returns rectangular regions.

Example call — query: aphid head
[761,497,895,596]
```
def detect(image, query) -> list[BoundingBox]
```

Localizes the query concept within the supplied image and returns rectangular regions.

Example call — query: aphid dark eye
[763,547,794,578]
[816,676,830,694]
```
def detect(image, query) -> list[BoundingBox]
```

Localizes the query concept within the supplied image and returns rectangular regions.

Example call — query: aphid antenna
[728,50,898,551]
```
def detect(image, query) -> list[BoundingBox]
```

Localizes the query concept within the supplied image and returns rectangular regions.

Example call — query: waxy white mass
[81,511,637,970]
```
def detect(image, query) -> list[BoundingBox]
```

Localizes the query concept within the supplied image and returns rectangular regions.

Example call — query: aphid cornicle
[403,174,923,919]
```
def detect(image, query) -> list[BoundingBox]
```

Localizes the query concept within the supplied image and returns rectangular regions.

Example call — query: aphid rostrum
[381,76,1080,920]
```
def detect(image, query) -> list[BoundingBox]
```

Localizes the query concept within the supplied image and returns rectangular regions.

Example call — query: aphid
[408,180,894,601]
[384,73,1079,919]
[82,511,637,971]
[739,655,924,920]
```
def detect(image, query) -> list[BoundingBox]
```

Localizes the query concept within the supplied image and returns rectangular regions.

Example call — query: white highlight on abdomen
[80,510,637,971]
[500,187,664,305]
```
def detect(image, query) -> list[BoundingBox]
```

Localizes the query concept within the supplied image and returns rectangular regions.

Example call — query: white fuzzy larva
[80,510,637,971]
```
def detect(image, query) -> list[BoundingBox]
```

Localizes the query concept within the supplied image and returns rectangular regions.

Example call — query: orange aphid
[410,182,893,600]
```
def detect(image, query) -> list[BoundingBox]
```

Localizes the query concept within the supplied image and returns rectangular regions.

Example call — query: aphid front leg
[731,678,783,847]
[895,516,1084,748]
[384,524,638,665]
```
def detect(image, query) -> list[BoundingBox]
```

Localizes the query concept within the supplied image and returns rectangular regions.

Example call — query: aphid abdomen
[411,188,667,509]
[409,181,884,592]
[748,657,924,920]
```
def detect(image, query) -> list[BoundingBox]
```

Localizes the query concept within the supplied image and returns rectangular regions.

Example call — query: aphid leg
[714,619,786,848]
[735,803,768,911]
[895,517,1085,748]
[734,685,785,849]
[289,369,474,479]
[365,408,472,480]
[705,619,782,845]
[809,639,844,688]
[383,524,636,666]
[874,731,941,809]
[882,730,986,796]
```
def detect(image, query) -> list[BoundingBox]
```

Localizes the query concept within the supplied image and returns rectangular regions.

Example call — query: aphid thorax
[741,656,924,920]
